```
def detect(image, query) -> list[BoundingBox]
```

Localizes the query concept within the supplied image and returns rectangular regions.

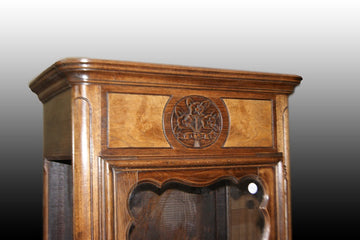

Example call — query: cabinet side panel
[47,161,73,240]
[43,90,72,158]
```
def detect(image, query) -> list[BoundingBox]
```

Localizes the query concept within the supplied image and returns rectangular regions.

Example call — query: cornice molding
[30,58,302,102]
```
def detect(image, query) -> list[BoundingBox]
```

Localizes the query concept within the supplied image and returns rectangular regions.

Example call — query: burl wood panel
[223,99,273,147]
[43,90,71,158]
[108,93,170,148]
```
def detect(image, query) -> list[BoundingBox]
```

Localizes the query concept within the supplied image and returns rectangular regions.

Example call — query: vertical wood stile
[72,85,93,240]
[276,95,292,240]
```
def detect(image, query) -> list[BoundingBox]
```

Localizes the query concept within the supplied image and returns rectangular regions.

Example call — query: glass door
[128,177,267,240]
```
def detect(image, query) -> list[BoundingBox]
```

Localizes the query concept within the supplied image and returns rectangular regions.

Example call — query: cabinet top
[30,58,302,102]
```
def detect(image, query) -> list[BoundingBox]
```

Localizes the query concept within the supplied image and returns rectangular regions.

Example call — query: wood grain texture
[72,88,92,240]
[29,58,302,103]
[109,163,277,240]
[30,58,301,240]
[223,99,273,147]
[171,95,222,148]
[72,84,103,240]
[275,94,292,240]
[43,89,71,158]
[108,93,170,148]
[72,84,100,240]
[115,171,138,240]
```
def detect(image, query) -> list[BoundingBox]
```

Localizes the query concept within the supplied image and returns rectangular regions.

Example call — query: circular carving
[171,95,222,148]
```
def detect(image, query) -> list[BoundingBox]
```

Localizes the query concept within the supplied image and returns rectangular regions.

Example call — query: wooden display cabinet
[30,58,302,240]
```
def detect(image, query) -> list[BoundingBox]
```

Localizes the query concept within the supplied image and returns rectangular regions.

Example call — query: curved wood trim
[104,154,282,169]
[73,93,94,240]
[127,174,271,240]
[29,58,302,103]
[101,160,279,240]
[135,169,254,188]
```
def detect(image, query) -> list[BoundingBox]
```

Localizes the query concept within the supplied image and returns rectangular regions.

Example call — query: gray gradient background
[1,1,359,238]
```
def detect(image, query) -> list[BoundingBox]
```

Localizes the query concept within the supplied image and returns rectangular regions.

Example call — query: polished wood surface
[223,98,273,147]
[30,58,301,240]
[108,93,170,148]
[43,89,71,158]
[29,58,302,103]
[108,161,276,240]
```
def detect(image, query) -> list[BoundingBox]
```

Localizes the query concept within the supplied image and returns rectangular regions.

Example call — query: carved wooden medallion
[171,96,222,148]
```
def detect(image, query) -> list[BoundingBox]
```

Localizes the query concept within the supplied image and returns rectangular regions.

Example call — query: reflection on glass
[248,182,258,194]
[228,178,265,240]
[128,177,266,240]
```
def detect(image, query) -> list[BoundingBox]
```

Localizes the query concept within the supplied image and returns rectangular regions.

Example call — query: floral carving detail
[171,96,222,148]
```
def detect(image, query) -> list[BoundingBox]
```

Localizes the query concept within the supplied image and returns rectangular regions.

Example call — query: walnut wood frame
[30,58,301,240]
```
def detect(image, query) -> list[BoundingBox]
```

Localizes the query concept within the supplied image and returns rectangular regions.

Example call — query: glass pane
[228,178,265,240]
[128,178,266,240]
